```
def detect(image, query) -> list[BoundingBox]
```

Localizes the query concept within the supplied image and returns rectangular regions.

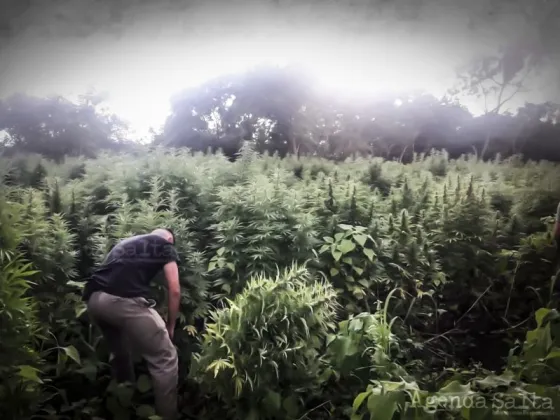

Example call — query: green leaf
[545,350,560,360]
[323,236,334,243]
[358,279,369,287]
[437,380,473,395]
[16,365,43,383]
[363,248,375,262]
[208,261,216,271]
[353,234,368,247]
[339,224,353,230]
[353,391,371,412]
[332,250,342,261]
[66,280,84,289]
[349,318,364,332]
[62,345,81,365]
[76,362,98,381]
[115,384,134,407]
[338,239,356,254]
[75,305,87,318]
[282,395,299,417]
[353,266,364,275]
[334,232,345,241]
[263,390,281,412]
[137,374,152,393]
[318,244,330,254]
[222,284,231,294]
[217,247,226,256]
[535,308,551,328]
[136,405,156,418]
[226,262,235,272]
[366,392,399,420]
[330,267,339,276]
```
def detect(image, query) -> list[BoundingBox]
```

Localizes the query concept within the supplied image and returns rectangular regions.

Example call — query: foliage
[1,148,560,419]
[191,265,339,419]
[158,66,560,162]
[0,93,131,161]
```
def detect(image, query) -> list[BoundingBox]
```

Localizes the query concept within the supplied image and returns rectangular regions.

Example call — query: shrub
[190,265,339,419]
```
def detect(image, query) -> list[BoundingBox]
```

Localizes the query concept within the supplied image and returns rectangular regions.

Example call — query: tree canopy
[0,93,131,161]
[159,66,560,161]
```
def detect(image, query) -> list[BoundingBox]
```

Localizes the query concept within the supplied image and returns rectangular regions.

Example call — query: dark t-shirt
[83,234,179,301]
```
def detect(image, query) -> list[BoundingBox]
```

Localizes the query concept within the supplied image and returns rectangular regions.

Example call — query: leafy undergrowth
[1,147,560,419]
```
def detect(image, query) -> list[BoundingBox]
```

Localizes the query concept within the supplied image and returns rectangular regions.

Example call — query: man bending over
[83,228,181,420]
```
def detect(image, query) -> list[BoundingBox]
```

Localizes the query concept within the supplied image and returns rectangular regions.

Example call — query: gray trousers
[87,291,178,420]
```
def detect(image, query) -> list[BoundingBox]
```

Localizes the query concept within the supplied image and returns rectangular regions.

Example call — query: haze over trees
[1,64,559,162]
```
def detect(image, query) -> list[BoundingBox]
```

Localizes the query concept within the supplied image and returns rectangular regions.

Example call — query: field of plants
[1,146,560,420]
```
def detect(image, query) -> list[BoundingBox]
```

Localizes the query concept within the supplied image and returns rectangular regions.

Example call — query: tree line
[1,66,559,163]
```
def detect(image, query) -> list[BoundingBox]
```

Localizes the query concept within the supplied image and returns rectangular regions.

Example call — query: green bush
[190,265,339,419]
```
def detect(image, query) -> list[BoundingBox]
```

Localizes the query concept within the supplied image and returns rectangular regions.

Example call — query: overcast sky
[0,0,558,140]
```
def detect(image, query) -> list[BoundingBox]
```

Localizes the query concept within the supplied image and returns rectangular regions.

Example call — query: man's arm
[163,261,181,339]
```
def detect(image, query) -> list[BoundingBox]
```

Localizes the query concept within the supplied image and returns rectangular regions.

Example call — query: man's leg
[119,298,179,420]
[97,319,135,383]
[87,292,135,383]
[124,299,179,420]
[87,292,178,420]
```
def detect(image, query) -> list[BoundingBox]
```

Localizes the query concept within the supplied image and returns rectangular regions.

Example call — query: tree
[0,93,129,161]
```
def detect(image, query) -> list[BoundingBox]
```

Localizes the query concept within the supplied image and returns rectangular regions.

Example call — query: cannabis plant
[190,264,339,420]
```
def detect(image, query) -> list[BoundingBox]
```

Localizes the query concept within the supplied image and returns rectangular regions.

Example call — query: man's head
[151,228,175,244]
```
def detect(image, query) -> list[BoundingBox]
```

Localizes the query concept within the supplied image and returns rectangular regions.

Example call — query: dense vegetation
[1,146,560,419]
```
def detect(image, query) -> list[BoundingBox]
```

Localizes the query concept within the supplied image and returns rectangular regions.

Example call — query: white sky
[0,1,557,141]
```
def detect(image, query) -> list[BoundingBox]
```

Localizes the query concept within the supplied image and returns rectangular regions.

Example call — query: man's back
[84,233,179,300]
